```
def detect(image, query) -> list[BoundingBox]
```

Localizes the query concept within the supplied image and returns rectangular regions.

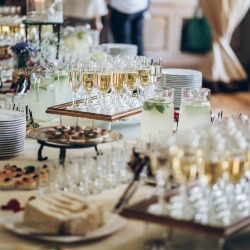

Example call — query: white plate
[0,120,26,125]
[162,68,202,76]
[0,150,24,157]
[0,211,126,243]
[0,110,25,121]
[0,147,25,153]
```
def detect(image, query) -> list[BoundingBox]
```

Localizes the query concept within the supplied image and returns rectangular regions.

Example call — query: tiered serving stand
[46,97,142,122]
[27,127,123,163]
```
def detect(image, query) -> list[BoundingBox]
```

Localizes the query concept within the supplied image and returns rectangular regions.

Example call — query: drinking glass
[4,93,14,110]
[96,62,112,113]
[68,63,81,110]
[147,135,178,215]
[124,61,139,107]
[28,66,55,122]
[172,131,200,220]
[112,64,127,111]
[54,63,72,105]
[177,87,211,135]
[81,61,97,111]
[198,130,227,225]
[149,58,162,94]
[141,86,174,142]
[137,57,151,101]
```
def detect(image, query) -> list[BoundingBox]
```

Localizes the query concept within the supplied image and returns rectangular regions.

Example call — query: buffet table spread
[1,117,250,250]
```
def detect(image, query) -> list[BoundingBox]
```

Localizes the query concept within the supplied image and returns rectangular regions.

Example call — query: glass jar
[141,86,174,142]
[28,66,55,122]
[177,87,211,135]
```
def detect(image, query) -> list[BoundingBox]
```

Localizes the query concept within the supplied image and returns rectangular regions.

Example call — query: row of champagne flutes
[53,55,162,113]
[136,114,250,226]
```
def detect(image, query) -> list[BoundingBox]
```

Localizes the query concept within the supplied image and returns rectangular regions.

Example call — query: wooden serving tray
[46,98,142,122]
[121,192,250,238]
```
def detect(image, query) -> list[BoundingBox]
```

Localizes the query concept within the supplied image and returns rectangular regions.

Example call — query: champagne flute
[172,131,200,220]
[198,130,227,225]
[81,61,97,111]
[137,57,151,102]
[68,63,81,110]
[112,63,128,111]
[96,62,112,113]
[147,135,178,215]
[124,59,139,107]
[150,58,162,95]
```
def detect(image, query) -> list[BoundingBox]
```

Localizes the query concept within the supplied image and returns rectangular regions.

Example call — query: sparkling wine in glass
[68,64,81,110]
[82,70,96,111]
[96,71,112,112]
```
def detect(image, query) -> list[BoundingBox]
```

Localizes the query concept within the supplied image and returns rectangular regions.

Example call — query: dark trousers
[110,8,145,56]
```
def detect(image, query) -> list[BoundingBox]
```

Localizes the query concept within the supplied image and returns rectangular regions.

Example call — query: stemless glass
[141,86,174,142]
[177,87,211,135]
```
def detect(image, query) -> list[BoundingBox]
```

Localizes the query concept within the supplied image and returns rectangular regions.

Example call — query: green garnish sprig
[143,98,170,114]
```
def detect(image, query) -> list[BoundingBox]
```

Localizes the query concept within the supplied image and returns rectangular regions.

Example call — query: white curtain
[199,0,250,83]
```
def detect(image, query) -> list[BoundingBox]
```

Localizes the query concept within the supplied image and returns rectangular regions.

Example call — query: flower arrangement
[11,42,36,68]
[10,41,36,55]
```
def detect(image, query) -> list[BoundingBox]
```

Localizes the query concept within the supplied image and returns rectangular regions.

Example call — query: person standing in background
[108,0,149,55]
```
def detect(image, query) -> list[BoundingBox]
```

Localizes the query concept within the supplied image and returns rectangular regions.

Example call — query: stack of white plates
[160,68,202,109]
[101,43,138,56]
[0,110,26,157]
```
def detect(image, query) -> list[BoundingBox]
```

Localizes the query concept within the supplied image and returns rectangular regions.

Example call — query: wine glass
[172,130,201,220]
[149,58,162,94]
[96,62,112,113]
[81,61,97,111]
[198,129,227,225]
[137,57,151,102]
[68,63,81,110]
[147,134,178,215]
[112,63,128,111]
[124,60,139,108]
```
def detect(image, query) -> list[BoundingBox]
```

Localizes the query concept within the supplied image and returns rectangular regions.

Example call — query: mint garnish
[155,103,169,114]
[143,101,155,111]
[143,98,170,114]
